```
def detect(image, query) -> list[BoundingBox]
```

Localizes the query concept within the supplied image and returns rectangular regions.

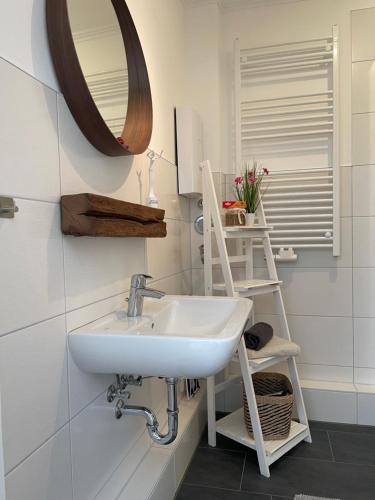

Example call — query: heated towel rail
[234,27,340,256]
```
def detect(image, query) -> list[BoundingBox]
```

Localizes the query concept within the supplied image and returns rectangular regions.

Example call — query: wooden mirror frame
[46,0,152,156]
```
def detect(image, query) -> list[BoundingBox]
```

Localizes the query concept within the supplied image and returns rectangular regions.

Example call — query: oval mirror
[46,0,152,157]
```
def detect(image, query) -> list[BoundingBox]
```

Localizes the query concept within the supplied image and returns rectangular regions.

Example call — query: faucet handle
[130,273,152,288]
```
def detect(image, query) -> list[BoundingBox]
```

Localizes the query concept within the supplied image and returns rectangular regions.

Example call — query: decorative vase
[245,212,256,226]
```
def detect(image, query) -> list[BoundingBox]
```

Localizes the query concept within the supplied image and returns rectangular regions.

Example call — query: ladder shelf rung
[232,353,290,373]
[211,256,248,265]
[213,279,281,295]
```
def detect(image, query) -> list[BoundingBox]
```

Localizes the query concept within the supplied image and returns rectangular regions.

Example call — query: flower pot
[245,213,256,226]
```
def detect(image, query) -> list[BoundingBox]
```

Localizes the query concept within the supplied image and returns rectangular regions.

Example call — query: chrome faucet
[127,274,165,317]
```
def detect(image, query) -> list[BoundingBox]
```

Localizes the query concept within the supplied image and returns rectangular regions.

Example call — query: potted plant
[234,161,269,226]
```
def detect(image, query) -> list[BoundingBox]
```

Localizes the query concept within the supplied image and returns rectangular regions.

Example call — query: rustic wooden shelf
[61,193,167,238]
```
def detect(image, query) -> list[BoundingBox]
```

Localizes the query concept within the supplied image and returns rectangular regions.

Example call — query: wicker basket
[225,211,245,226]
[243,372,294,441]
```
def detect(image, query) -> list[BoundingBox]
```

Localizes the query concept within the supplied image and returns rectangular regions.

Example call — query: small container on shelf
[222,200,246,227]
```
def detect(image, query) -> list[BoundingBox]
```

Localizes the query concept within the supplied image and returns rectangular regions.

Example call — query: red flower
[248,172,257,183]
[234,176,243,185]
[263,167,269,175]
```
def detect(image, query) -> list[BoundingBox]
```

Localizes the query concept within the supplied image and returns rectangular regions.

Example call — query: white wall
[189,0,375,424]
[352,7,375,425]
[184,2,223,171]
[0,1,195,499]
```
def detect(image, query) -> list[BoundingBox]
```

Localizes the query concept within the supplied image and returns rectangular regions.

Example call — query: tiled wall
[0,1,194,499]
[351,7,375,424]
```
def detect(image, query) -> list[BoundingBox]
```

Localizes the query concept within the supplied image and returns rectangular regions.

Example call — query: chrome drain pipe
[119,377,179,445]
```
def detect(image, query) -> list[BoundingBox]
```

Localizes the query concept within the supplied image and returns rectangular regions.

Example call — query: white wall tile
[70,386,152,500]
[151,270,192,296]
[0,316,69,472]
[352,60,375,114]
[354,318,375,368]
[66,293,127,332]
[63,236,145,312]
[353,164,375,216]
[0,1,58,89]
[353,217,375,266]
[290,315,352,366]
[302,388,357,423]
[298,364,354,384]
[355,368,375,385]
[67,352,114,419]
[5,426,72,500]
[146,220,191,281]
[352,8,375,62]
[0,58,60,202]
[191,268,205,296]
[353,268,375,317]
[149,456,176,500]
[94,432,151,500]
[352,113,375,165]
[358,393,375,425]
[118,449,174,500]
[0,199,65,336]
[173,416,202,487]
[255,268,352,317]
[340,166,352,218]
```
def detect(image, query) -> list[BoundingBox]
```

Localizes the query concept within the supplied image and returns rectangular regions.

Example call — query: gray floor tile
[286,430,333,461]
[200,430,250,453]
[176,484,271,499]
[184,448,246,490]
[309,420,375,435]
[241,455,375,499]
[329,431,375,465]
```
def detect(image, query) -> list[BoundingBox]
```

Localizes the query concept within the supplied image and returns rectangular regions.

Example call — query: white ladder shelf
[202,160,311,477]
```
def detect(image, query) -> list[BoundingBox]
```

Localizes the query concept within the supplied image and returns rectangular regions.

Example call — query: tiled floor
[175,419,375,500]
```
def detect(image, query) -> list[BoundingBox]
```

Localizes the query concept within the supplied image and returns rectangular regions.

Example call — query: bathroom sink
[69,295,252,378]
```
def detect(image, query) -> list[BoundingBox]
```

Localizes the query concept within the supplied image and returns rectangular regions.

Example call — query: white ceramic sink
[69,295,252,378]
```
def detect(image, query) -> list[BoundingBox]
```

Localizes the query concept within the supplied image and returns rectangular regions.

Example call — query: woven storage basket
[225,211,245,226]
[243,372,294,441]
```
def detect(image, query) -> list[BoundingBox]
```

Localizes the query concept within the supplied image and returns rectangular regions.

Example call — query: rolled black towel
[243,321,273,351]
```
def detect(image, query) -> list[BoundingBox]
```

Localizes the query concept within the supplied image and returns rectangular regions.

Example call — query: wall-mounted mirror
[47,0,152,157]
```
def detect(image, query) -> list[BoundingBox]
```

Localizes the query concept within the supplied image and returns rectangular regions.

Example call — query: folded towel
[246,335,300,362]
[244,321,273,351]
